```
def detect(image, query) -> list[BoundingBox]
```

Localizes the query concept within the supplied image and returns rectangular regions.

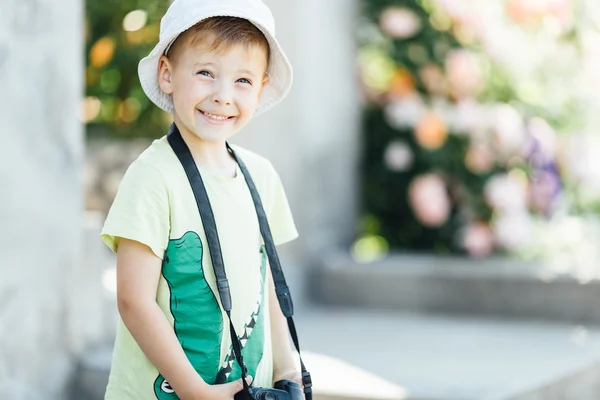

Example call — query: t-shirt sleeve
[100,161,170,259]
[265,163,298,246]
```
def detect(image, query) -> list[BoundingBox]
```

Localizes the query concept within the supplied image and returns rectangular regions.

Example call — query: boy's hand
[189,376,252,400]
[274,370,306,400]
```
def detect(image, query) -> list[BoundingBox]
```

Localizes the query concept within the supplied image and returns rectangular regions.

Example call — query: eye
[236,78,252,85]
[197,70,212,77]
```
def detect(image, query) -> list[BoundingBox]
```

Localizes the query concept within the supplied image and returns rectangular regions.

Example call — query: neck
[173,120,236,177]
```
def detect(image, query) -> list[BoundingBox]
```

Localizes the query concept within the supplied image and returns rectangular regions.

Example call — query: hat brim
[138,13,293,116]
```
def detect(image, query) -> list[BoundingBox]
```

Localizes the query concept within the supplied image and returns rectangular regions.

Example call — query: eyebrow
[193,62,218,67]
[238,69,259,77]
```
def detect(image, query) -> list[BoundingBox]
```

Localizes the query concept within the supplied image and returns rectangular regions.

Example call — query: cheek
[237,89,262,111]
[174,80,204,105]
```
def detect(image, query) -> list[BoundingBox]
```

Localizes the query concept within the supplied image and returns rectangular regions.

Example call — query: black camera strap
[167,124,312,400]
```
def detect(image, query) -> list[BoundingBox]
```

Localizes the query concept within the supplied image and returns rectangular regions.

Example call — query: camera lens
[263,393,276,400]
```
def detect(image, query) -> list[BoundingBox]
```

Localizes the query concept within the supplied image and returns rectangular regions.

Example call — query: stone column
[234,0,361,273]
[0,0,84,398]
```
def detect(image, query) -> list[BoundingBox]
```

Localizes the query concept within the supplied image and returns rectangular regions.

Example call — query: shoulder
[122,136,180,185]
[229,144,278,179]
[134,136,178,174]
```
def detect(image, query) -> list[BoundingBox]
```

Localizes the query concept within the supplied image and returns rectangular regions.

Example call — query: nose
[211,81,233,107]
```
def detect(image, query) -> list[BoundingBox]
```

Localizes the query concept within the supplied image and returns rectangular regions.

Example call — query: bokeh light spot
[123,10,148,32]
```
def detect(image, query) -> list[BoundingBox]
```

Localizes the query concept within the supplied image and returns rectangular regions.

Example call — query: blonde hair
[167,16,270,65]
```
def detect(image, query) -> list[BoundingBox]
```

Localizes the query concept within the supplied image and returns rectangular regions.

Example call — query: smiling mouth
[198,110,235,121]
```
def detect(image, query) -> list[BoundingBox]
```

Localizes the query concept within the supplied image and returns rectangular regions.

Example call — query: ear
[257,74,269,99]
[157,56,174,95]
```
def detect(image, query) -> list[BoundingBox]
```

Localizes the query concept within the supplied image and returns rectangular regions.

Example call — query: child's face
[159,37,268,144]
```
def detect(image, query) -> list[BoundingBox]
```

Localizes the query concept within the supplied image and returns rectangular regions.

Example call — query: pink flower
[380,7,422,39]
[419,63,447,96]
[547,0,573,32]
[465,142,495,174]
[433,0,483,35]
[445,50,483,99]
[506,0,546,24]
[462,222,495,257]
[506,0,572,31]
[409,174,452,227]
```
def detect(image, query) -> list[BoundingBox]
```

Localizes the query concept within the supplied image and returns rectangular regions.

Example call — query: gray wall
[233,0,361,273]
[0,0,84,398]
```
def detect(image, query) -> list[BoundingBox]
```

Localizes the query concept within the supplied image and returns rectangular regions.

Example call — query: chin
[194,130,236,143]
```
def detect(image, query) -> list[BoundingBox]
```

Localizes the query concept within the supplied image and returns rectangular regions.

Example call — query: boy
[100,0,301,398]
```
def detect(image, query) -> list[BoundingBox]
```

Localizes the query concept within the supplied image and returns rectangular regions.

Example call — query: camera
[234,379,303,400]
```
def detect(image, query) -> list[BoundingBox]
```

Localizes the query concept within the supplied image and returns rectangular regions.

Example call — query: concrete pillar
[234,0,361,271]
[0,0,84,398]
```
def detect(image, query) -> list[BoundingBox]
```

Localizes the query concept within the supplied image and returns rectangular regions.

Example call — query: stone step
[302,352,408,400]
[295,307,600,400]
[310,252,600,325]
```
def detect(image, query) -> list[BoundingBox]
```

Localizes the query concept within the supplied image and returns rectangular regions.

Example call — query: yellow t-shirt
[100,136,298,400]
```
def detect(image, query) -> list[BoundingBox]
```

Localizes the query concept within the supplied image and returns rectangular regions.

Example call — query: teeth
[202,111,228,120]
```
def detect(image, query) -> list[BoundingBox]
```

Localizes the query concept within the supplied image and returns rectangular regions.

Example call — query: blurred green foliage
[85,0,169,139]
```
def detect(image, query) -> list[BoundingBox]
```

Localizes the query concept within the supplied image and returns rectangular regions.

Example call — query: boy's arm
[268,266,302,384]
[116,238,249,400]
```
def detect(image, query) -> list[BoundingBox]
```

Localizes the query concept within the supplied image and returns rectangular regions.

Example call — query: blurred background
[4,0,600,399]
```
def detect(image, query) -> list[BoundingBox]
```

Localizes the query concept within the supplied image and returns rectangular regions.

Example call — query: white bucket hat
[138,0,293,116]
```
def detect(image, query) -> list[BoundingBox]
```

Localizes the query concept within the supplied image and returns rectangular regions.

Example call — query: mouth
[197,109,236,123]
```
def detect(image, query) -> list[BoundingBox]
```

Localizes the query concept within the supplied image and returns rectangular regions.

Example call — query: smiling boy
[100,1,302,399]
[160,17,270,156]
